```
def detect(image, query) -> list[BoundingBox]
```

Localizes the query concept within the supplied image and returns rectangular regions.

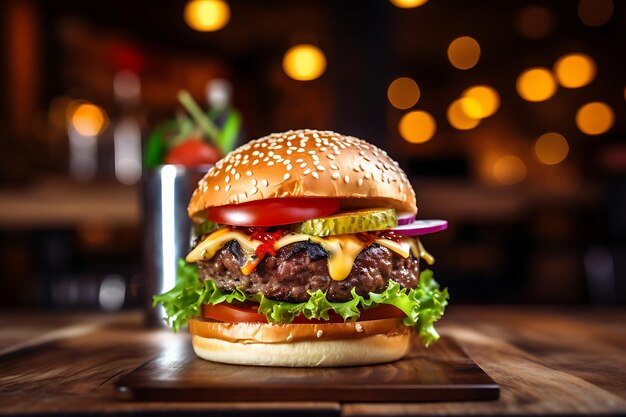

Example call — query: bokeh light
[575,102,614,135]
[447,36,481,70]
[387,77,420,109]
[70,103,107,136]
[493,155,527,185]
[516,67,557,102]
[553,53,596,88]
[516,5,554,39]
[282,44,327,81]
[534,133,569,165]
[184,0,230,32]
[461,85,500,118]
[578,0,613,27]
[447,99,480,130]
[389,0,429,8]
[399,110,436,143]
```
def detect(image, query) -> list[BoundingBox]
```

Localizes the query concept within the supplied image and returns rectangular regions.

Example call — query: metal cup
[142,165,209,326]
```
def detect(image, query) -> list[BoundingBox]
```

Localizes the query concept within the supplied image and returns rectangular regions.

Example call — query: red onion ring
[391,219,448,236]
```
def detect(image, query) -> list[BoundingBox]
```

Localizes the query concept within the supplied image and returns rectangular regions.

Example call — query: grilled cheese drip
[186,228,435,281]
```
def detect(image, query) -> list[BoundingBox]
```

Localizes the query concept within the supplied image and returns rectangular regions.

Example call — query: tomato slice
[202,303,267,323]
[201,303,405,324]
[205,198,340,227]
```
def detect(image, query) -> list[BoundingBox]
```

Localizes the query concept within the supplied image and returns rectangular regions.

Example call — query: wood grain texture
[0,307,624,416]
[0,312,339,416]
[114,335,498,402]
[344,306,626,416]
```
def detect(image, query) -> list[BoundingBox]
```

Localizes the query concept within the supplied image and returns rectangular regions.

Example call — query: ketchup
[250,228,288,258]
[356,230,401,246]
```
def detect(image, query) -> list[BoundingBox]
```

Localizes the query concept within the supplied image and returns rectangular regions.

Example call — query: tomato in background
[206,198,340,227]
[164,139,222,166]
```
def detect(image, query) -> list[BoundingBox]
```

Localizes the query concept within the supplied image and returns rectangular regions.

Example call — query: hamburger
[154,129,448,367]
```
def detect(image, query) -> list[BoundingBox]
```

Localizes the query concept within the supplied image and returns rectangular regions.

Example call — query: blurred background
[1,0,625,312]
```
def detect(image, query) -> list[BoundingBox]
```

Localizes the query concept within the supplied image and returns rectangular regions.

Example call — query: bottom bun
[190,316,411,367]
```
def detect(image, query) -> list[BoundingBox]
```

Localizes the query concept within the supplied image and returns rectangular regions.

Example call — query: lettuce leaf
[153,259,449,345]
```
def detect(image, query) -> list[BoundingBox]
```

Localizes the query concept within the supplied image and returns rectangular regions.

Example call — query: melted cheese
[186,228,262,275]
[187,229,435,281]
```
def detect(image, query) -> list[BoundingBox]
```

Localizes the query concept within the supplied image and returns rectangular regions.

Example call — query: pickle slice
[194,220,219,237]
[294,208,397,237]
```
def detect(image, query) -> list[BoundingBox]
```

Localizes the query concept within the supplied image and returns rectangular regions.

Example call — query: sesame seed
[355,323,363,332]
[233,172,240,180]
[297,148,305,153]
[303,169,311,175]
[308,150,316,155]
[246,171,253,176]
[250,187,258,195]
[262,179,269,187]
[300,162,307,168]
[313,160,320,165]
[312,172,319,179]
[252,160,259,166]
[226,164,232,171]
[317,165,325,171]
[214,185,220,191]
[320,147,327,151]
[330,163,339,170]
[252,178,257,186]
[225,184,231,191]
[286,149,293,154]
[272,154,280,159]
[284,173,290,180]
[316,330,323,338]
[365,172,372,179]
[358,178,364,186]
[267,161,275,166]
[296,158,303,163]
[286,164,293,171]
[344,175,350,184]
[359,151,365,156]
[327,154,335,160]
[225,176,230,183]
[353,166,361,172]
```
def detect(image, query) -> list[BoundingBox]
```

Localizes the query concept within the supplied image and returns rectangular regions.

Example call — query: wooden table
[0,307,624,416]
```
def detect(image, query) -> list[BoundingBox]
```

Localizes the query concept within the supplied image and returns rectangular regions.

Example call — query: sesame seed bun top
[188,129,417,219]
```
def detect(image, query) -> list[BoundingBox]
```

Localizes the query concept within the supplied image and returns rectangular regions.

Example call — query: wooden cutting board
[115,335,499,402]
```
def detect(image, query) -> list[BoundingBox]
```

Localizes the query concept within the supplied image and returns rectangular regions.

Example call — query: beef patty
[198,240,420,302]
